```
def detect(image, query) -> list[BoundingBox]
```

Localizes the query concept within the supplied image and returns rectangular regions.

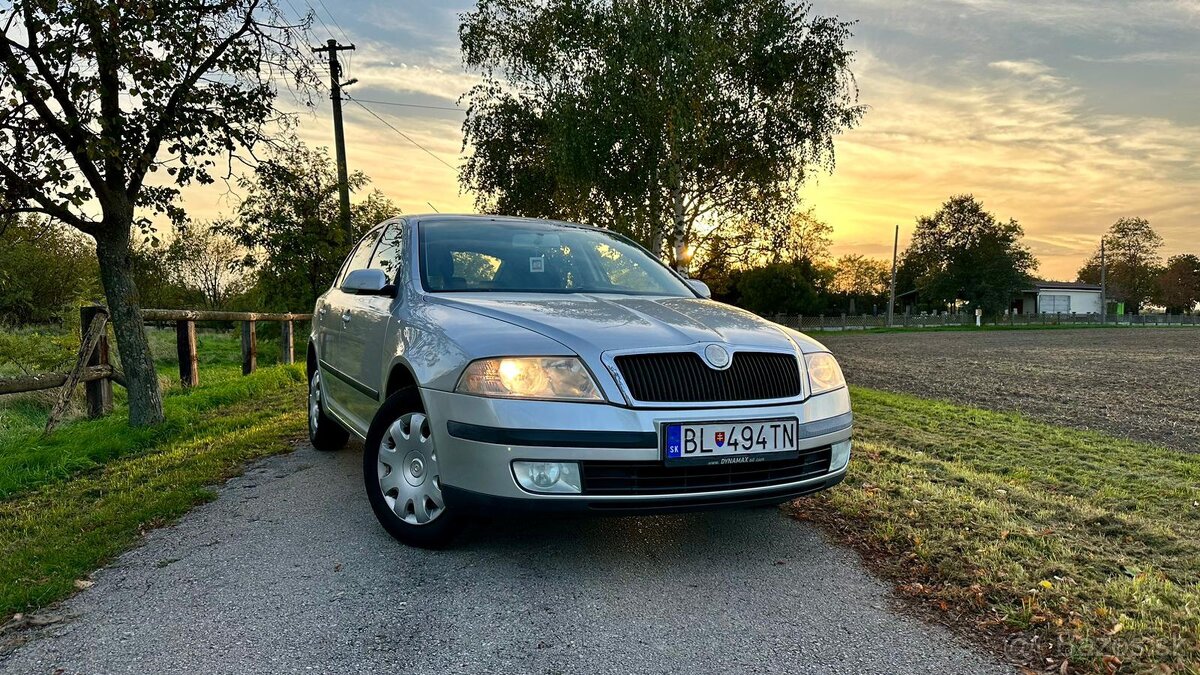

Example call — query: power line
[350,98,463,112]
[314,0,352,45]
[302,1,338,43]
[298,0,354,80]
[279,0,329,74]
[280,0,338,63]
[347,96,458,172]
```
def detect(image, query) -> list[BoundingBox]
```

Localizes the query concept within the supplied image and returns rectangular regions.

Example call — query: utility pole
[1100,238,1107,325]
[887,224,899,327]
[313,38,356,242]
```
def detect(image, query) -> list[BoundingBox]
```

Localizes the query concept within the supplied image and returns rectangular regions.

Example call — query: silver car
[308,215,852,547]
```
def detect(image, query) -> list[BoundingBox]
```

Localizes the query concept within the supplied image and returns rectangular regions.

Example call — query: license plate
[663,418,800,466]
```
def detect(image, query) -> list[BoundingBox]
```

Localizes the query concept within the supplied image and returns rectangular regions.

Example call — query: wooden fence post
[176,320,198,388]
[80,305,112,419]
[281,319,295,365]
[242,320,257,375]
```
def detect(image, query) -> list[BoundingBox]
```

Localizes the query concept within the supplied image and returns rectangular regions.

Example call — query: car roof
[406,214,598,230]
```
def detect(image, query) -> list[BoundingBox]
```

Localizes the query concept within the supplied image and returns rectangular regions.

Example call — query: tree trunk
[95,226,165,427]
[670,181,687,273]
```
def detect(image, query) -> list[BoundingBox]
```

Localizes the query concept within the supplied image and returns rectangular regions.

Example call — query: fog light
[512,461,582,494]
[529,462,561,488]
[831,439,852,471]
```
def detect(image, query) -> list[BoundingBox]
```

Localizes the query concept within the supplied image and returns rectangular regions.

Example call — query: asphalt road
[1,444,1012,675]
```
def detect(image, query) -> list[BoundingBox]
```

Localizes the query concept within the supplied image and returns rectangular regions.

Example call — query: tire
[363,386,463,549]
[308,369,350,452]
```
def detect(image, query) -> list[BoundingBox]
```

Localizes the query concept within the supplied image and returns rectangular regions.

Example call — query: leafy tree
[0,0,316,425]
[692,208,832,291]
[459,0,863,268]
[1156,254,1200,314]
[735,262,824,316]
[129,243,192,310]
[1078,217,1164,313]
[831,254,889,297]
[899,195,1037,314]
[0,214,101,323]
[830,253,889,313]
[165,221,250,310]
[760,210,833,266]
[224,142,397,312]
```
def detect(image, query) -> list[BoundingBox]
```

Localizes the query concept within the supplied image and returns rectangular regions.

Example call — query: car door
[340,220,406,424]
[320,227,383,428]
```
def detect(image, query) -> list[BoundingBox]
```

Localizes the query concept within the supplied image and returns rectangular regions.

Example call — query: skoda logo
[704,344,731,369]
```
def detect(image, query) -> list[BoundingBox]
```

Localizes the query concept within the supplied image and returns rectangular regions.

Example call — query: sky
[186,0,1200,280]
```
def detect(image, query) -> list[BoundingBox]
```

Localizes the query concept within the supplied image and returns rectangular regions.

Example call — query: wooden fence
[140,309,311,385]
[0,305,311,432]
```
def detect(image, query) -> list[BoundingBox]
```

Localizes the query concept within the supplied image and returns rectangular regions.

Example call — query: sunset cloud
[175,0,1198,280]
[807,47,1200,277]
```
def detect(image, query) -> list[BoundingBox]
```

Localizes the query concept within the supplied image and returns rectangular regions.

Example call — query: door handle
[341,311,352,324]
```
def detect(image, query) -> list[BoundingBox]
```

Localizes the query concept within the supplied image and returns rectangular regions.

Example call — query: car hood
[428,293,802,356]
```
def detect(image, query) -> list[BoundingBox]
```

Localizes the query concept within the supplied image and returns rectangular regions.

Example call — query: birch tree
[459,0,862,270]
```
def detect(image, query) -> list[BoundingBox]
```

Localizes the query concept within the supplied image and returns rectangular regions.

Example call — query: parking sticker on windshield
[530,257,545,273]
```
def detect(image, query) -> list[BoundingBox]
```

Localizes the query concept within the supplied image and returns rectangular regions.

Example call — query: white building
[1018,281,1103,315]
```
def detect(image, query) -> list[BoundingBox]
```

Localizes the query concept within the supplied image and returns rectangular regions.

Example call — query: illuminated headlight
[456,357,603,401]
[831,439,852,471]
[512,461,582,494]
[805,352,846,395]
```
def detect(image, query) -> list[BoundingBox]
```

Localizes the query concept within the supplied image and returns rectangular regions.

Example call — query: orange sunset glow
[181,0,1200,280]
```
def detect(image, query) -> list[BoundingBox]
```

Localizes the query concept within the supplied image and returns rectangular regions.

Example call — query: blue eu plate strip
[665,425,681,459]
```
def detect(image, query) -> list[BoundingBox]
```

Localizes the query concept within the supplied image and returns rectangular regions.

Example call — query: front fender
[384,303,576,393]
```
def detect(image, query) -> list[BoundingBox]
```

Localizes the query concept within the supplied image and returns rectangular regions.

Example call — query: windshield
[418,220,694,297]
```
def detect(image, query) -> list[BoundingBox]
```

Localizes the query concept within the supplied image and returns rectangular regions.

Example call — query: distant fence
[766,312,1200,332]
[141,309,311,386]
[0,306,310,432]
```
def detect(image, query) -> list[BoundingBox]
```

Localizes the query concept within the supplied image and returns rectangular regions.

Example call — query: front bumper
[421,386,852,512]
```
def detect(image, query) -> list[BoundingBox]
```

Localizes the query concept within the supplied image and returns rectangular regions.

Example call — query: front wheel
[309,370,349,452]
[363,386,463,548]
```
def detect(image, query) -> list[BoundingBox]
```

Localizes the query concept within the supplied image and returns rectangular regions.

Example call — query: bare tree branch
[127,0,263,198]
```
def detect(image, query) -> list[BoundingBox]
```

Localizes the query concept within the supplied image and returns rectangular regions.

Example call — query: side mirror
[686,278,712,299]
[342,269,395,296]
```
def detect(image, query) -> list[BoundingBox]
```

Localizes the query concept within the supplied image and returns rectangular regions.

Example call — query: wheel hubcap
[377,412,444,525]
[308,373,322,433]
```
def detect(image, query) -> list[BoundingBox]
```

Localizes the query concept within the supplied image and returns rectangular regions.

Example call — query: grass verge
[0,364,306,622]
[792,387,1200,673]
[0,365,304,499]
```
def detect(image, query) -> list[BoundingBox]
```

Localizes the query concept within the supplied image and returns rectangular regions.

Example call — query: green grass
[0,365,304,499]
[794,387,1200,673]
[0,325,310,621]
[0,367,306,619]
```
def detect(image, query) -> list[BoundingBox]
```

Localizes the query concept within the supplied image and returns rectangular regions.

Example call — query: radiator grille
[614,351,802,402]
[580,447,832,495]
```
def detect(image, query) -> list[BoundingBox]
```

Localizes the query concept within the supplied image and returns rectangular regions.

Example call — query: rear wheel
[363,386,463,548]
[308,370,349,452]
